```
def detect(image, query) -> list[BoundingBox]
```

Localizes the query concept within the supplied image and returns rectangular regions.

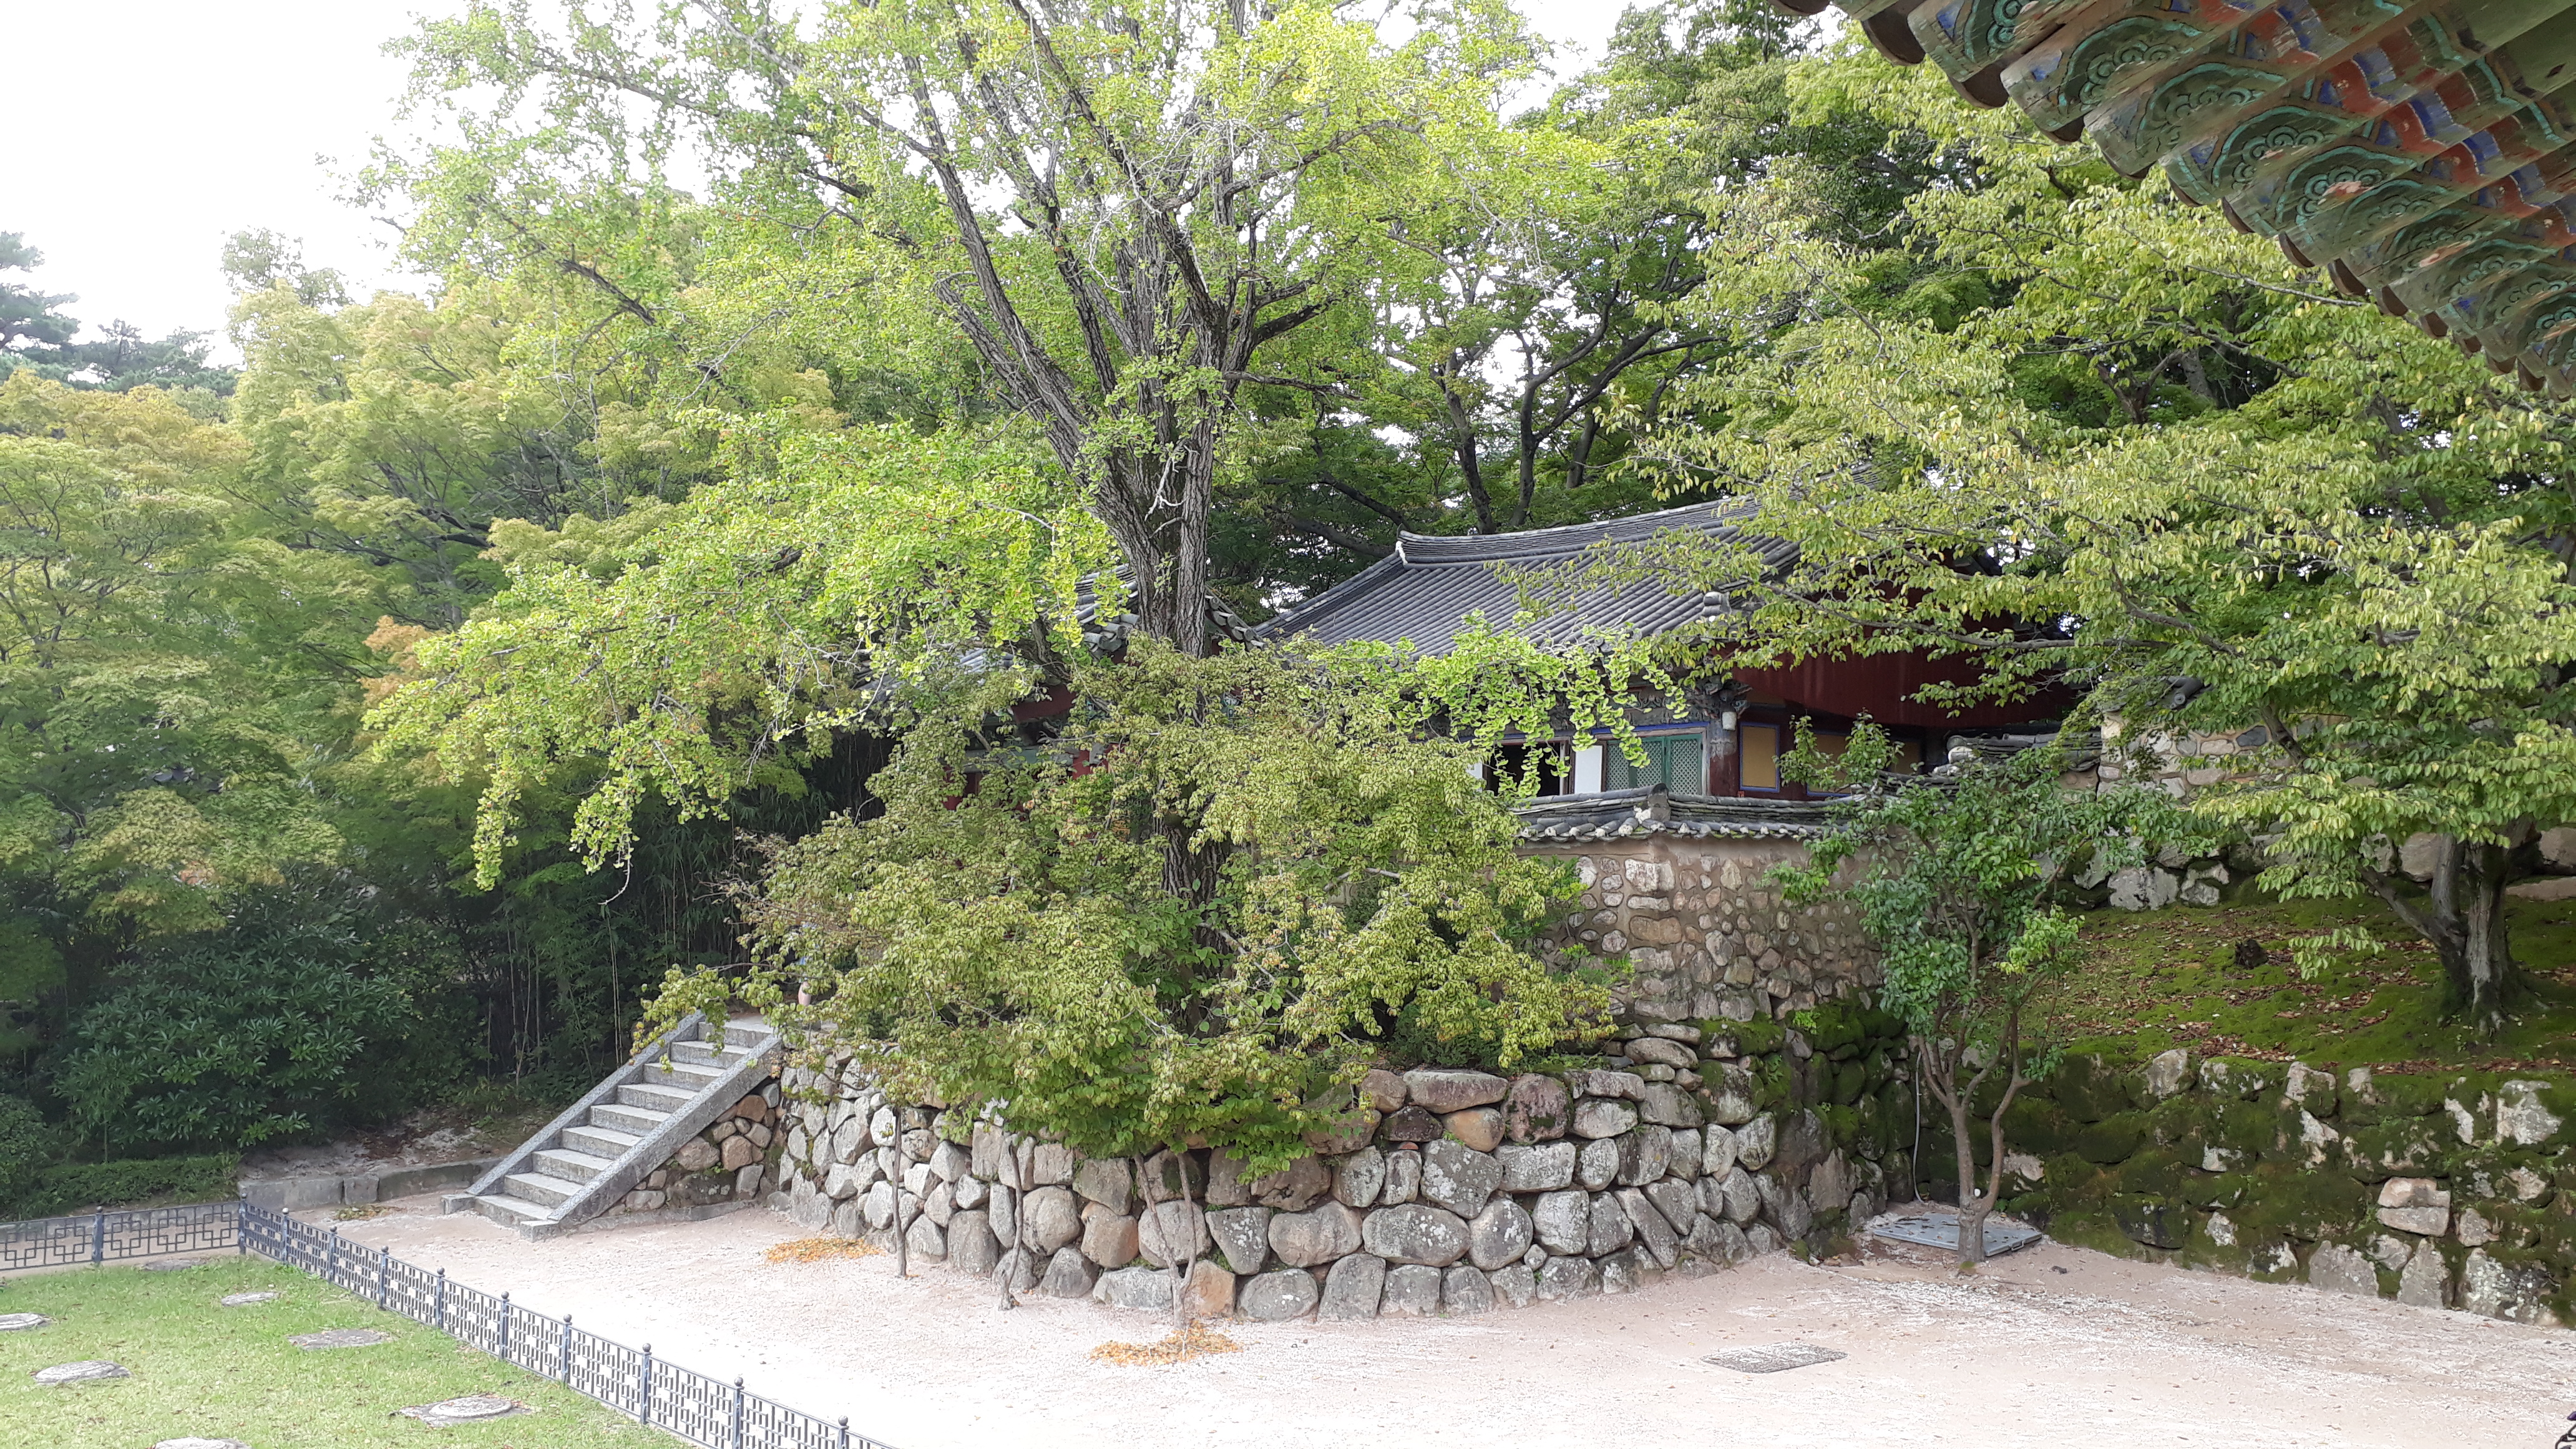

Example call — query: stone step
[532,1147,620,1184]
[721,1018,771,1050]
[500,1171,583,1209]
[467,1192,555,1228]
[588,1101,671,1136]
[641,1059,724,1090]
[562,1123,642,1159]
[617,1081,696,1112]
[666,1039,746,1068]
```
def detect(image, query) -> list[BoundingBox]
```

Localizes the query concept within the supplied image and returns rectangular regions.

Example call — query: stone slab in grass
[140,1258,205,1272]
[1705,1343,1847,1374]
[398,1394,527,1427]
[34,1359,129,1385]
[0,1312,48,1331]
[218,1292,279,1307]
[286,1328,391,1350]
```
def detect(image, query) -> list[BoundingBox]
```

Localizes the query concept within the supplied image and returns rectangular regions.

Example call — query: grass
[2052,891,2576,1071]
[0,1258,653,1448]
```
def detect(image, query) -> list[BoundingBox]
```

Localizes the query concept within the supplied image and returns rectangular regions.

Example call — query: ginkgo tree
[1619,41,2576,1035]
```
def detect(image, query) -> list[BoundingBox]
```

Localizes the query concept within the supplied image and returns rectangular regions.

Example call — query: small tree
[1771,724,2169,1263]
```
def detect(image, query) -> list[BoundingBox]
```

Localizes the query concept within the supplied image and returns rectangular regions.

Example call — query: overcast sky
[12,1,1631,356]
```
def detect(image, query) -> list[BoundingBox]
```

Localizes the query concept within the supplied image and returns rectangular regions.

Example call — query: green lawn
[2053,892,2576,1070]
[0,1257,653,1448]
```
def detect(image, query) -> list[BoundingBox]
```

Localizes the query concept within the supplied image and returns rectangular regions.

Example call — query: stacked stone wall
[1527,837,1878,1023]
[607,1085,785,1217]
[770,1011,1915,1320]
[1987,1051,2575,1325]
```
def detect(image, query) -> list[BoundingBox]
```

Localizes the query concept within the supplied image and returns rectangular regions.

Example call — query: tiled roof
[1513,785,1837,842]
[1252,499,1790,653]
[1788,0,2576,394]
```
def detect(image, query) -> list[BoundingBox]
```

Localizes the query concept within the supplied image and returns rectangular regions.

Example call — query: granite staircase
[446,1013,778,1238]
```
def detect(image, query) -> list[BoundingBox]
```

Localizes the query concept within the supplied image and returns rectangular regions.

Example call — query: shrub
[0,1094,48,1204]
[8,1153,240,1219]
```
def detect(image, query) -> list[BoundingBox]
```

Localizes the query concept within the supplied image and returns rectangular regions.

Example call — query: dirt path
[324,1199,2571,1449]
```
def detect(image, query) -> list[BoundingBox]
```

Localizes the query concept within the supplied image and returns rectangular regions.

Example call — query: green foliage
[1772,725,2170,1257]
[0,1093,46,1204]
[0,231,235,400]
[9,1153,239,1219]
[727,642,1616,1171]
[54,900,438,1155]
[1624,41,2576,1036]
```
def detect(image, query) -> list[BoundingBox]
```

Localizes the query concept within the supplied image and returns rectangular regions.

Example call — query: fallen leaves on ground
[1088,1320,1244,1367]
[763,1236,884,1264]
[331,1203,391,1221]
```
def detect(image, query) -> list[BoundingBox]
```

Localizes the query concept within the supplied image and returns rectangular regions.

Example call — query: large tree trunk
[1945,1090,1991,1264]
[2369,832,2529,1038]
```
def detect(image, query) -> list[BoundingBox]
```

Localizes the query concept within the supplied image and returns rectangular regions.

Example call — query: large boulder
[1022,1185,1082,1254]
[1532,1189,1591,1256]
[1616,1125,1674,1185]
[1418,1139,1503,1219]
[1637,1082,1704,1129]
[1239,1267,1320,1322]
[947,1211,1001,1276]
[1268,1202,1365,1267]
[1442,1265,1495,1315]
[1040,1246,1097,1299]
[1466,1199,1534,1271]
[1617,1188,1678,1269]
[1333,1146,1385,1208]
[1361,1204,1471,1267]
[1073,1157,1134,1214]
[1403,1070,1510,1113]
[1319,1254,1386,1320]
[1503,1074,1570,1142]
[1498,1141,1576,1192]
[1535,1254,1599,1300]
[1094,1265,1172,1311]
[1080,1209,1139,1268]
[1443,1107,1506,1152]
[1572,1098,1639,1139]
[1382,1263,1444,1316]
[1137,1201,1211,1268]
[1586,1192,1634,1256]
[1206,1206,1274,1276]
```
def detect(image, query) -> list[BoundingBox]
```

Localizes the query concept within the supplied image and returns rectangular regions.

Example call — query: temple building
[1253,500,2065,804]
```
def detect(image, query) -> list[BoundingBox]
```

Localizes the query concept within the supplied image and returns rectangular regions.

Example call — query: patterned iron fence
[1,1199,889,1449]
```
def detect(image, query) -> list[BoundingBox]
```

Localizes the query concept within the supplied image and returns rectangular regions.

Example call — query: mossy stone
[2185,1171,2252,1211]
[2074,1113,2147,1166]
[2002,1095,2080,1157]
[2213,1100,2278,1159]
[2111,1194,2190,1250]
[2145,1095,2215,1157]
[1723,1020,1787,1057]
[2231,1164,2368,1242]
[2344,1071,2451,1126]
[2051,1053,2139,1123]
[2200,1058,2274,1101]
[2340,1117,2449,1176]
[2108,1146,2192,1200]
[2047,1206,2159,1263]
[1832,1058,1868,1106]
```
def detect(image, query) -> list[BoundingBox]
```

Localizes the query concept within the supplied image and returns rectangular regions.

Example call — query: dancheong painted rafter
[1785,0,2576,392]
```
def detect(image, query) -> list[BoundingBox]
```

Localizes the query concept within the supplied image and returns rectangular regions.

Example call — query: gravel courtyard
[326,1199,2569,1449]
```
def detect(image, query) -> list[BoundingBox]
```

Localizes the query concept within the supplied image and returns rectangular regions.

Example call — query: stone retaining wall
[1982,1051,2574,1325]
[1526,837,1879,1024]
[608,1085,784,1217]
[770,1009,1916,1319]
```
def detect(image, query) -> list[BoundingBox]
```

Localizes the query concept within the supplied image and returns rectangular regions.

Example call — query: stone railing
[771,1010,1915,1319]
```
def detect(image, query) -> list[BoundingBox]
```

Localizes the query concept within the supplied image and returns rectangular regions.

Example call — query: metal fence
[0,1199,893,1449]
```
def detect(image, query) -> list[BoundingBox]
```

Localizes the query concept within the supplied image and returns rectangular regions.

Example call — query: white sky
[10,1,1631,357]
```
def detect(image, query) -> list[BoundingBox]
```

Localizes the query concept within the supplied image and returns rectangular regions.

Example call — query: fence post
[638,1344,653,1426]
[378,1244,389,1308]
[435,1268,447,1332]
[500,1291,511,1361]
[235,1197,246,1256]
[733,1376,745,1448]
[559,1314,572,1383]
[89,1208,104,1266]
[839,1416,850,1449]
[328,1229,339,1284]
